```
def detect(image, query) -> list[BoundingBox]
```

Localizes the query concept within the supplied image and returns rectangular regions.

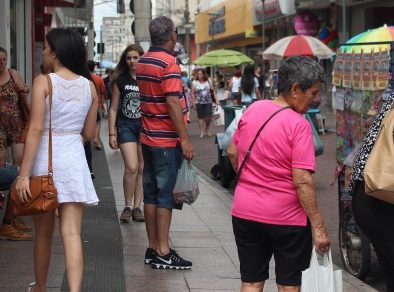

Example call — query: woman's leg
[119,142,139,206]
[204,116,212,136]
[353,183,394,291]
[32,210,56,292]
[198,119,205,138]
[241,282,264,292]
[133,144,144,208]
[11,142,24,165]
[59,203,84,292]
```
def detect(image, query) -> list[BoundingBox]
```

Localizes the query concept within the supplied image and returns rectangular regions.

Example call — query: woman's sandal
[27,282,36,292]
[94,142,103,150]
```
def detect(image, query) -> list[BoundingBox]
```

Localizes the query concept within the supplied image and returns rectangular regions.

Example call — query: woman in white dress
[14,28,98,292]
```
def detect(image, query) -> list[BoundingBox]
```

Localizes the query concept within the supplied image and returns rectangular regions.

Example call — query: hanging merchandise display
[333,27,394,193]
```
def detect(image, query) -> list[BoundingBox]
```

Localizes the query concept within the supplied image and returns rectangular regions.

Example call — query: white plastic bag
[301,248,342,292]
[213,105,225,126]
[173,160,200,205]
[222,108,244,155]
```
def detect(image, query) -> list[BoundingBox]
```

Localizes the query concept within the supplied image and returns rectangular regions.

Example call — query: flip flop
[94,143,103,150]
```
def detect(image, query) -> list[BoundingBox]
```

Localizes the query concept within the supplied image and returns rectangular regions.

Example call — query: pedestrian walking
[0,165,32,241]
[227,56,330,292]
[238,64,261,106]
[108,44,145,223]
[349,92,394,292]
[103,68,113,110]
[13,28,98,292]
[0,46,30,166]
[136,16,194,270]
[191,68,215,138]
[229,69,241,102]
[87,60,107,150]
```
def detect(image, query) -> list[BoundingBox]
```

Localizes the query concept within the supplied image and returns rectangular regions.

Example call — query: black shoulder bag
[235,106,291,183]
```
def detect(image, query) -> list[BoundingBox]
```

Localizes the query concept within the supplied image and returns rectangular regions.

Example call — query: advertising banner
[361,52,372,90]
[351,53,362,90]
[332,52,344,86]
[342,53,353,88]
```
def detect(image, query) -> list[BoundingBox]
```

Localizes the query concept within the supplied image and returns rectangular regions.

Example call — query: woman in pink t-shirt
[228,56,330,292]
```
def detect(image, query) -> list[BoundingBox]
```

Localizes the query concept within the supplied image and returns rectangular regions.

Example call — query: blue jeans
[142,144,183,209]
[0,166,18,190]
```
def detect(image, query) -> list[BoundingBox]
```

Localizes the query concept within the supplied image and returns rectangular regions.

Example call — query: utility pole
[133,1,152,51]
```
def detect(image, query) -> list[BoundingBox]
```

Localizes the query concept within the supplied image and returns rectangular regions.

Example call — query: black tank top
[115,72,141,126]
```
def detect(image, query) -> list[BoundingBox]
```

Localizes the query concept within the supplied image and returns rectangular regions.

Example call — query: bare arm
[108,83,120,149]
[293,168,330,252]
[166,95,194,161]
[81,81,98,141]
[191,83,196,108]
[228,143,238,171]
[15,75,47,202]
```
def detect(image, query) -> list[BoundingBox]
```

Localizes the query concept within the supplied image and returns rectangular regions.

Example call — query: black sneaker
[151,249,192,270]
[144,248,156,264]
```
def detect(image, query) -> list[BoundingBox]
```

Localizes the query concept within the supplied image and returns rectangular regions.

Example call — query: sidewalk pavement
[0,112,378,291]
[101,120,377,292]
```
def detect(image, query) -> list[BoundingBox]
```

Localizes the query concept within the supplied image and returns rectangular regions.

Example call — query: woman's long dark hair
[46,28,92,81]
[240,65,256,95]
[111,44,144,87]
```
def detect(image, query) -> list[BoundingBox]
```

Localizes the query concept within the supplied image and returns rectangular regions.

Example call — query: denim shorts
[116,120,141,144]
[141,143,183,209]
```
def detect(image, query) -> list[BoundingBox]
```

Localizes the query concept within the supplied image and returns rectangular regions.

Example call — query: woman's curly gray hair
[149,16,175,46]
[278,56,324,95]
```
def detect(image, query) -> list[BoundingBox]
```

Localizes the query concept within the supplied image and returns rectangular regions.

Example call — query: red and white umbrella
[262,35,334,60]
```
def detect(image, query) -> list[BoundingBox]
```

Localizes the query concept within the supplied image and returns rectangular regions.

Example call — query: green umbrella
[193,49,254,67]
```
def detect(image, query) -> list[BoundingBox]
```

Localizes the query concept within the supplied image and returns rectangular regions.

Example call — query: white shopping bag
[213,105,225,126]
[301,248,342,292]
[222,108,244,155]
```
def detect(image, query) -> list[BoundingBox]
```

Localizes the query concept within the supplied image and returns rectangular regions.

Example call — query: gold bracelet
[109,134,116,136]
[17,176,29,181]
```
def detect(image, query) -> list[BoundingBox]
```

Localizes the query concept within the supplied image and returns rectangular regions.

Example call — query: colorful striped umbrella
[262,35,334,60]
[340,25,394,53]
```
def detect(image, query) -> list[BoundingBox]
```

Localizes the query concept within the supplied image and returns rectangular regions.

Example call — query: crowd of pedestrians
[1,14,393,292]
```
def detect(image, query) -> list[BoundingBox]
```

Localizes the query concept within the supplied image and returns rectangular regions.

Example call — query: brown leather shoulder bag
[10,74,58,216]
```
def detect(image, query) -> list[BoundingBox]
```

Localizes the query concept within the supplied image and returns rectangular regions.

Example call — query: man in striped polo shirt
[136,16,194,270]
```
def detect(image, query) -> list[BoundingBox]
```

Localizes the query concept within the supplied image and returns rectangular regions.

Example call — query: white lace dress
[31,73,98,205]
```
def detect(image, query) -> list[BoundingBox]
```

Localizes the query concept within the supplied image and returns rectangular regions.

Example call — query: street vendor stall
[333,25,394,279]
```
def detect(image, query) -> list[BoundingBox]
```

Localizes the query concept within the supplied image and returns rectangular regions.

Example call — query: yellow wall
[195,0,256,45]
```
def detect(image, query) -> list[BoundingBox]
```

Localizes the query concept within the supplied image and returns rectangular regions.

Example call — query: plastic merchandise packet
[173,160,199,205]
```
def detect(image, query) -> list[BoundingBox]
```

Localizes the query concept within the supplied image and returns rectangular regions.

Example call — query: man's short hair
[149,16,175,46]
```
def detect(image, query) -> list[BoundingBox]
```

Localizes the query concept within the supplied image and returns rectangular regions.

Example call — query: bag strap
[44,74,53,176]
[235,106,291,183]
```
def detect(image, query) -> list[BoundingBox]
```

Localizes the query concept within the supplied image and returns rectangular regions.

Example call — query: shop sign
[294,13,320,36]
[253,0,296,26]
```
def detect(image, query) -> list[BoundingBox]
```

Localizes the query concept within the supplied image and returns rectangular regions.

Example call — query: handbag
[10,74,59,216]
[364,104,394,203]
[235,106,290,183]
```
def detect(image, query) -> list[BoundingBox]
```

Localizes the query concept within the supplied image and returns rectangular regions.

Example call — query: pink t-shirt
[230,100,315,226]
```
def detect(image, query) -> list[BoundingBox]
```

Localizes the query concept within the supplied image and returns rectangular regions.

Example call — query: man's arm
[292,168,330,252]
[166,95,194,161]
